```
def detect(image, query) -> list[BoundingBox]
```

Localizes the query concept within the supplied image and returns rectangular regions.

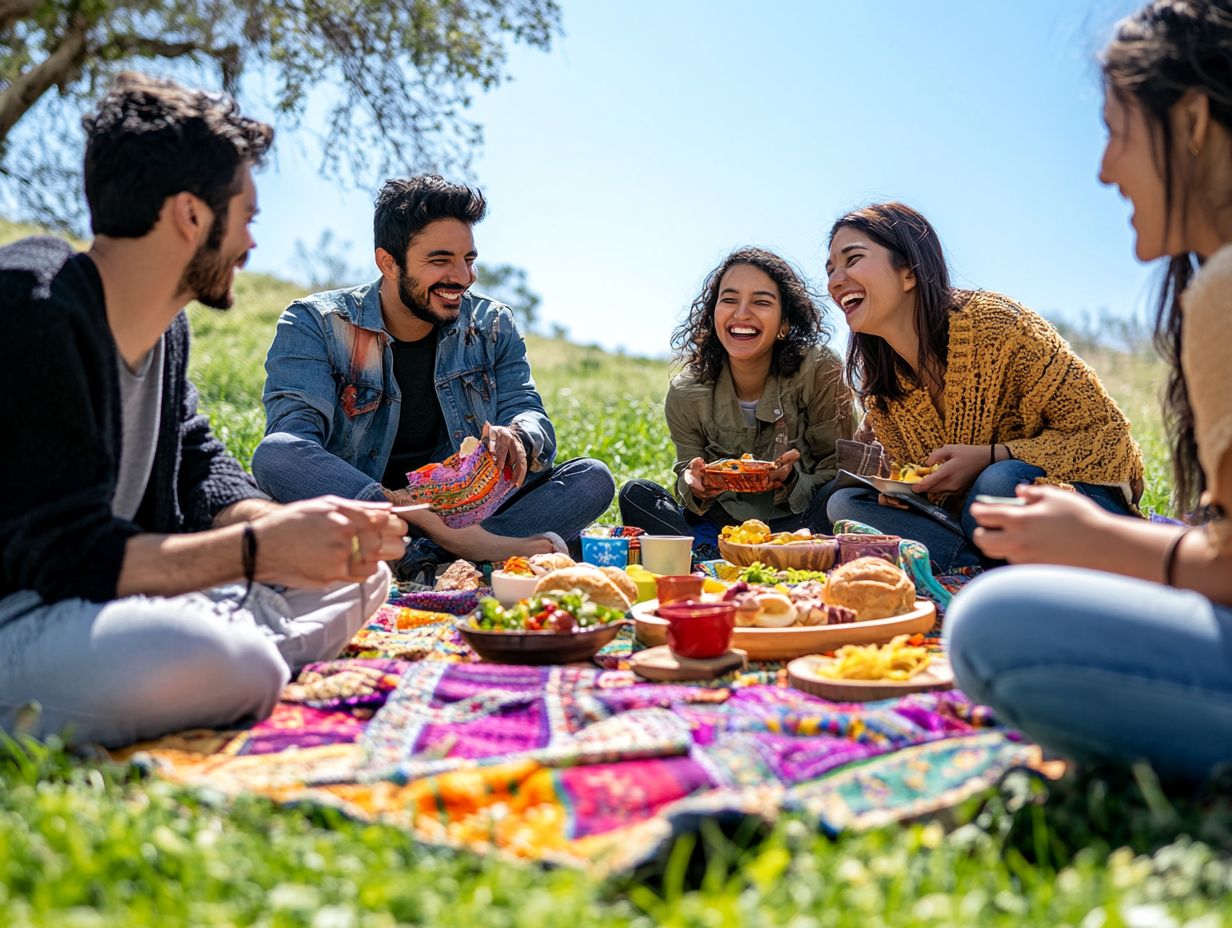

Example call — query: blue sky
[250,0,1153,356]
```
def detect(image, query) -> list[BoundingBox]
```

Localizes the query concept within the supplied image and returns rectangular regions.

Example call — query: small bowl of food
[490,569,540,604]
[459,591,629,665]
[718,531,839,571]
[704,454,776,493]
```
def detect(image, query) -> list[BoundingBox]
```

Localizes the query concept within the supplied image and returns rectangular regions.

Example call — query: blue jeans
[618,478,840,547]
[254,433,615,570]
[826,461,1133,572]
[945,565,1232,781]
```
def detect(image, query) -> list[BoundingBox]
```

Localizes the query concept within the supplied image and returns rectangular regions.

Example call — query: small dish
[787,653,954,702]
[457,620,627,665]
[835,534,901,566]
[704,457,776,493]
[489,569,540,604]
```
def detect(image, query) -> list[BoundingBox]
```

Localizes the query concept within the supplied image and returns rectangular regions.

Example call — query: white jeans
[0,563,390,747]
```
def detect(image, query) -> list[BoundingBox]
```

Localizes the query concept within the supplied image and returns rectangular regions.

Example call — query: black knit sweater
[0,237,266,604]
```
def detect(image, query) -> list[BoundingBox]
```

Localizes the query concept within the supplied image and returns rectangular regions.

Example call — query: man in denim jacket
[253,175,614,576]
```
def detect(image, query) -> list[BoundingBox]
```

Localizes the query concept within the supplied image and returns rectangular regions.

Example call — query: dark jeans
[618,477,840,547]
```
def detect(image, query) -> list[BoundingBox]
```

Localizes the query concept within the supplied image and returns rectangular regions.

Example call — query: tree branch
[0,0,42,34]
[0,14,89,145]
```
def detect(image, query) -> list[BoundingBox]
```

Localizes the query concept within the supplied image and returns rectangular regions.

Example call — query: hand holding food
[684,457,726,500]
[889,462,939,483]
[911,444,993,495]
[767,449,802,490]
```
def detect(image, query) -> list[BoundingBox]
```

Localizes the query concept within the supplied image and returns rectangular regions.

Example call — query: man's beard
[178,213,246,310]
[397,267,464,325]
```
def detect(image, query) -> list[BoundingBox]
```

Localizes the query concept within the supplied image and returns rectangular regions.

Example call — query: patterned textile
[389,587,489,615]
[130,595,1044,873]
[403,442,517,528]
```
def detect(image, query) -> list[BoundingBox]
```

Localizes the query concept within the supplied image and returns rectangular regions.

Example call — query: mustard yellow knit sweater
[865,291,1144,496]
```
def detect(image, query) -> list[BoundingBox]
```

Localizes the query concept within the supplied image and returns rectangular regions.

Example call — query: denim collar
[328,278,473,342]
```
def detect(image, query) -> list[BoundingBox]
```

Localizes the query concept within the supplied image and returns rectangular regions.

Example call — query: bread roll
[533,565,633,610]
[528,552,576,575]
[822,556,915,620]
[598,567,638,606]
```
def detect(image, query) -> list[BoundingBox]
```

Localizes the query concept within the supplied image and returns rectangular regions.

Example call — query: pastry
[822,556,915,620]
[434,559,482,591]
[752,592,795,628]
[528,552,576,575]
[533,565,633,611]
[598,566,638,606]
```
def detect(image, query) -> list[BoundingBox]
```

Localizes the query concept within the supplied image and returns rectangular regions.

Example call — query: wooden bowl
[788,653,954,702]
[704,458,775,493]
[457,620,626,665]
[718,536,839,571]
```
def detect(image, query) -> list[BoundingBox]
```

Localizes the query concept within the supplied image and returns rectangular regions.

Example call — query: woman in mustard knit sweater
[824,201,1143,571]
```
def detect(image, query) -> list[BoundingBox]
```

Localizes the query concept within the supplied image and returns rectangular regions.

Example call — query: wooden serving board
[631,599,936,662]
[787,653,954,702]
[629,646,748,682]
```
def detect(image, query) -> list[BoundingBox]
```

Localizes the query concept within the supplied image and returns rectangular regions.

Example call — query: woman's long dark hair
[828,202,959,405]
[672,247,827,383]
[1103,0,1232,514]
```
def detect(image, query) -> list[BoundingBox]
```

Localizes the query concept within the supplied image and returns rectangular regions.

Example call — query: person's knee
[945,569,1048,695]
[619,479,661,512]
[968,461,1044,499]
[826,488,873,523]
[252,432,302,500]
[567,457,616,512]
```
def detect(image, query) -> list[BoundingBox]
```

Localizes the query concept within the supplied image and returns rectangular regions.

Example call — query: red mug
[655,574,704,605]
[657,600,736,660]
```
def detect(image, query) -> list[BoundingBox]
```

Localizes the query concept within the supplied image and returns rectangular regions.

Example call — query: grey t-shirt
[112,336,164,520]
[738,398,759,428]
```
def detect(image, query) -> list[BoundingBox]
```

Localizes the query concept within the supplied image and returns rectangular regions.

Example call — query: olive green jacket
[664,346,854,523]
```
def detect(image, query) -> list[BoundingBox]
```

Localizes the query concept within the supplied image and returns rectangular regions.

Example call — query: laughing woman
[823,201,1144,571]
[947,0,1232,781]
[619,247,854,548]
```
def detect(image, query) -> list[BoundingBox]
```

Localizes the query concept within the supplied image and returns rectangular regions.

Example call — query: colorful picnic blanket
[128,577,1046,873]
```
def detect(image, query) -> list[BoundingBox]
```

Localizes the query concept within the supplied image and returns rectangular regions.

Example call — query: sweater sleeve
[785,350,856,513]
[0,276,138,603]
[1002,314,1142,489]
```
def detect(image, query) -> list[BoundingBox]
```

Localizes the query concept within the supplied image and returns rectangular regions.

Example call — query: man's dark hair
[82,72,274,238]
[373,175,487,267]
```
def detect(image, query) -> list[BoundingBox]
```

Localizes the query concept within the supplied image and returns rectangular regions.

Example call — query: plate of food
[718,519,839,571]
[459,563,636,664]
[632,557,935,661]
[787,635,954,701]
[704,454,776,493]
[858,462,940,497]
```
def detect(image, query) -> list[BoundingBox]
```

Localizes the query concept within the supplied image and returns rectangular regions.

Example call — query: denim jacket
[258,280,555,501]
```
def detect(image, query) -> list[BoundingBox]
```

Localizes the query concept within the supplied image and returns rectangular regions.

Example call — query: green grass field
[2,243,1229,925]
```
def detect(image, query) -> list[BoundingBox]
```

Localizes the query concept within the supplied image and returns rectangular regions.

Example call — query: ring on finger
[350,534,361,560]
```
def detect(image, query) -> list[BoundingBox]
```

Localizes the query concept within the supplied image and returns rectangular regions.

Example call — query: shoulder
[286,282,374,326]
[668,366,712,397]
[462,291,520,333]
[0,236,95,310]
[1183,244,1232,326]
[953,289,1058,343]
[797,344,845,379]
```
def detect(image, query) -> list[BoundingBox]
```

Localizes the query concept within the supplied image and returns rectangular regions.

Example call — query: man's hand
[252,496,407,587]
[683,457,724,501]
[483,421,528,486]
[911,444,992,496]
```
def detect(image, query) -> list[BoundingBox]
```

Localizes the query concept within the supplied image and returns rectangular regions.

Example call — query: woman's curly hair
[671,247,828,384]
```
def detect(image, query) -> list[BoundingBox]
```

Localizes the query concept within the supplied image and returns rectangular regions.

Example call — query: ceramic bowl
[457,620,627,665]
[489,570,540,604]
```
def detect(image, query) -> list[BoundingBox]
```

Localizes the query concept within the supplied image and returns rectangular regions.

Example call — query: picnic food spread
[471,589,626,632]
[816,634,932,681]
[532,564,635,611]
[823,557,916,620]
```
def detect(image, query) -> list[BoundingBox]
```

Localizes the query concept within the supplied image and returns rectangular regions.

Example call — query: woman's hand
[767,449,801,490]
[912,444,991,495]
[684,457,724,500]
[969,484,1113,564]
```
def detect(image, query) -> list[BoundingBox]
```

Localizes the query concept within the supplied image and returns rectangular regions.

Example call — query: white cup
[639,535,694,576]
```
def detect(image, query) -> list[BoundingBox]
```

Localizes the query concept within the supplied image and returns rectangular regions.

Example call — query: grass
[2,228,1228,924]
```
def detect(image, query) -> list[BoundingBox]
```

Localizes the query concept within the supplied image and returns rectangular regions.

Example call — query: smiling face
[393,217,478,325]
[825,226,916,339]
[180,165,257,310]
[1098,91,1175,261]
[712,263,786,368]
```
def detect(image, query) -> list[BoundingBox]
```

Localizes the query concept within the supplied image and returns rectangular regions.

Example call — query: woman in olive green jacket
[619,247,855,549]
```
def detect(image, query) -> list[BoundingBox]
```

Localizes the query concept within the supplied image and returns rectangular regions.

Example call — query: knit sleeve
[1001,312,1143,493]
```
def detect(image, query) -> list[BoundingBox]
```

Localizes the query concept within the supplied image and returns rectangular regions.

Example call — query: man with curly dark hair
[0,73,408,747]
[619,247,854,547]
